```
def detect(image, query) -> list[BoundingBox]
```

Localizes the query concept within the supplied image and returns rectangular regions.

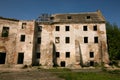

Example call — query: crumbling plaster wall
[16,21,35,66]
[39,24,54,67]
[39,23,109,67]
[52,24,76,67]
[39,23,76,67]
[0,19,35,67]
[74,23,109,66]
[0,19,18,67]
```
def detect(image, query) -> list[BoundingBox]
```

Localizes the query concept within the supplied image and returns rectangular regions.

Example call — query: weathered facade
[0,10,109,68]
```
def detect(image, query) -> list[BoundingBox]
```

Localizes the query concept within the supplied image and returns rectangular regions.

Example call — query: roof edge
[0,16,19,21]
[96,10,106,21]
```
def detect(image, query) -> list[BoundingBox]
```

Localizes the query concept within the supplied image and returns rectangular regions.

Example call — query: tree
[106,22,120,60]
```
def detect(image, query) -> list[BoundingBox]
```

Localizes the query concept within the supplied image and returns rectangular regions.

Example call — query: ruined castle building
[0,10,109,68]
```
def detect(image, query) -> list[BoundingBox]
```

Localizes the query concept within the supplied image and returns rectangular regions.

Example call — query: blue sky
[0,0,120,26]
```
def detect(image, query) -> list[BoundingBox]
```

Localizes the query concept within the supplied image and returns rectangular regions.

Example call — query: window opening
[22,23,26,29]
[38,26,42,31]
[66,52,70,58]
[83,26,87,31]
[65,37,70,43]
[2,27,9,37]
[94,37,98,43]
[37,52,40,59]
[56,26,60,31]
[93,25,97,31]
[55,37,60,43]
[20,35,25,42]
[86,16,91,19]
[37,37,41,44]
[56,52,60,58]
[90,52,94,58]
[67,16,72,19]
[65,26,70,31]
[84,37,88,43]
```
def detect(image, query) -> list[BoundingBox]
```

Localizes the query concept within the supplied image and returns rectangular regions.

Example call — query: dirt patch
[0,68,64,80]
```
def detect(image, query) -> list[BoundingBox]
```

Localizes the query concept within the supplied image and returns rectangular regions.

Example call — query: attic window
[86,16,91,19]
[50,17,54,20]
[67,16,72,19]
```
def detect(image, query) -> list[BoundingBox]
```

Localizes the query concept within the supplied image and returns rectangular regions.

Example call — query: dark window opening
[93,25,97,31]
[38,26,42,31]
[65,26,70,31]
[17,53,24,64]
[86,16,91,19]
[56,26,60,31]
[83,26,87,31]
[67,16,72,19]
[20,35,25,42]
[90,61,94,66]
[55,37,60,43]
[50,17,54,20]
[84,37,88,43]
[2,27,9,37]
[37,52,40,59]
[37,37,41,44]
[0,52,6,64]
[22,23,26,29]
[94,37,98,43]
[90,52,94,58]
[66,52,70,58]
[60,61,65,67]
[65,37,70,43]
[56,52,60,58]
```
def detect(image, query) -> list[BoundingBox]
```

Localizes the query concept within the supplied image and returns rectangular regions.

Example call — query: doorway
[60,61,66,67]
[90,61,94,66]
[17,53,24,64]
[0,52,6,64]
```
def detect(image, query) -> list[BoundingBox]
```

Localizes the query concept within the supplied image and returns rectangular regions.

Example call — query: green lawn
[52,69,120,80]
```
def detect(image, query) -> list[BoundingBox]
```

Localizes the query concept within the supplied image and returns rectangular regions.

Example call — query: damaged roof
[52,10,105,23]
[0,16,19,21]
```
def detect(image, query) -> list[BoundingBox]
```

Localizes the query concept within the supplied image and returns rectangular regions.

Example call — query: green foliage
[57,71,120,80]
[106,22,120,60]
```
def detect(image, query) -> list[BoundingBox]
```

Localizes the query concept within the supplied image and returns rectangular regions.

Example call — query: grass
[53,69,120,80]
[36,67,120,80]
